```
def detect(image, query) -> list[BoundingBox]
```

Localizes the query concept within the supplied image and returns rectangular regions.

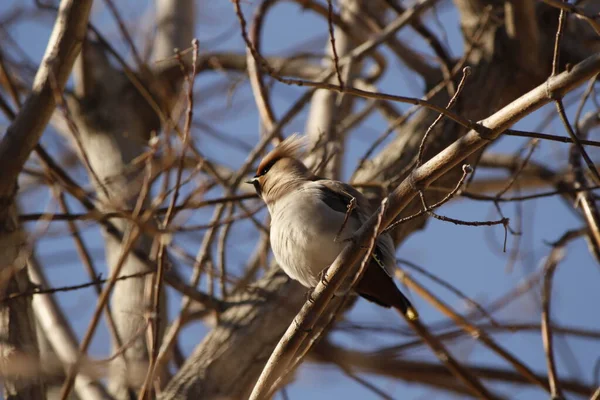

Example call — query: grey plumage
[248,134,417,319]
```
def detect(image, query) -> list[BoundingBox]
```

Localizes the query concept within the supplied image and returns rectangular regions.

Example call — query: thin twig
[140,39,200,400]
[384,164,472,233]
[353,10,493,178]
[541,231,574,400]
[555,98,600,185]
[495,139,539,198]
[416,66,471,166]
[419,190,509,228]
[572,110,600,260]
[217,203,234,299]
[19,194,257,222]
[327,0,344,89]
[4,271,152,301]
[59,227,142,399]
[102,0,144,68]
[547,4,600,185]
[231,0,477,131]
[505,129,600,147]
[461,185,600,202]
[349,198,388,289]
[334,196,356,242]
[397,258,501,327]
[400,273,552,392]
[402,316,501,399]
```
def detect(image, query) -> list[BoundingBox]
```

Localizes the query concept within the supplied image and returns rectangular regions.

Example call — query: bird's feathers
[251,136,418,320]
[256,133,306,177]
[313,179,370,214]
[311,180,397,277]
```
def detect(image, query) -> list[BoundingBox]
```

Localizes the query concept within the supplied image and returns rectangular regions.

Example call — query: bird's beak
[246,176,262,197]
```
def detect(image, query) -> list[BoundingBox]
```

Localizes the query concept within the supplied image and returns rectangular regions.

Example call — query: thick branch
[505,0,540,70]
[154,0,195,62]
[0,0,92,198]
[0,1,92,399]
[158,270,307,400]
[29,258,110,400]
[311,340,594,396]
[249,49,600,399]
[69,42,160,400]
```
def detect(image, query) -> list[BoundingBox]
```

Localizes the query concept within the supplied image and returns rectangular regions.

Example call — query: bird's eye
[258,160,276,177]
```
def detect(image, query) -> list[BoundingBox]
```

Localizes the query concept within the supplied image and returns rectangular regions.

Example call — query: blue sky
[1,1,599,399]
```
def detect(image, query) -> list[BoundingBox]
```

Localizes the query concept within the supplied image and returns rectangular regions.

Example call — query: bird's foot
[305,287,316,303]
[318,269,329,286]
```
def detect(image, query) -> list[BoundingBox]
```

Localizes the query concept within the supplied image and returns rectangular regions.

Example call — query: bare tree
[0,0,599,399]
[0,1,92,398]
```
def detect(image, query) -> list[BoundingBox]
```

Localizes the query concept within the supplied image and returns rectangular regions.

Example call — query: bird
[246,134,418,320]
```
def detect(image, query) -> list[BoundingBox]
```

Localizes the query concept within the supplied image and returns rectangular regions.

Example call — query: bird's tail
[355,259,419,321]
[372,253,419,321]
[394,292,419,321]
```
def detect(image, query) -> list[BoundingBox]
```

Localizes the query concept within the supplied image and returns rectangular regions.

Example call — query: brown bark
[0,1,92,398]
[65,41,162,399]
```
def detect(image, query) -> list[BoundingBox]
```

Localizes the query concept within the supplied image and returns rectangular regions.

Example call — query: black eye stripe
[258,159,279,177]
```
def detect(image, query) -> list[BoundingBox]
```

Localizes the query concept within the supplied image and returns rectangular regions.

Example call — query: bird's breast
[269,192,350,287]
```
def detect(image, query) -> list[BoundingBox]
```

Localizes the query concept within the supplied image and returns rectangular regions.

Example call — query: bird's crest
[256,133,306,176]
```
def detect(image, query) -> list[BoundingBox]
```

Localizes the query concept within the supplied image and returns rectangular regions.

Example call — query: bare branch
[29,257,110,400]
[154,0,195,62]
[250,49,600,400]
[311,340,594,396]
[505,0,540,70]
[0,1,92,398]
[0,0,92,198]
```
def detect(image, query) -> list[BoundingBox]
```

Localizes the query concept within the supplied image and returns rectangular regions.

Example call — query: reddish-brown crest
[255,133,306,176]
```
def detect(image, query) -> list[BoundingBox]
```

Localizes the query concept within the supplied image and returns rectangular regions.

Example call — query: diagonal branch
[249,49,600,400]
[0,0,92,199]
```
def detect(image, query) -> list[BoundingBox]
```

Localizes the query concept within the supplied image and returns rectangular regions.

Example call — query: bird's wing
[312,179,397,276]
[312,179,372,218]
